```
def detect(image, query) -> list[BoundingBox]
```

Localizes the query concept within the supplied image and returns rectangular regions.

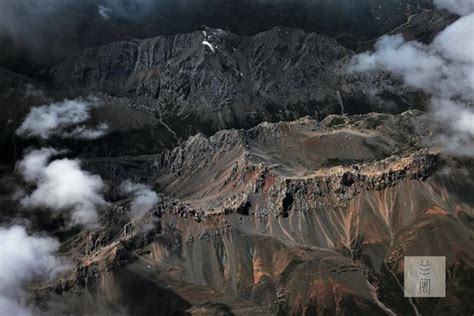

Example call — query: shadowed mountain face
[0,2,454,161]
[51,27,418,134]
[1,26,421,162]
[0,1,473,315]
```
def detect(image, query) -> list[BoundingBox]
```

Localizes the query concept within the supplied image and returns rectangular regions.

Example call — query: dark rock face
[52,27,417,139]
[2,3,454,160]
[2,26,422,161]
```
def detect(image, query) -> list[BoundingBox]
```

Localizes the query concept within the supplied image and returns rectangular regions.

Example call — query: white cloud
[16,98,109,140]
[103,0,157,21]
[17,148,58,182]
[65,122,109,140]
[349,3,474,156]
[0,0,157,44]
[434,0,474,16]
[0,225,67,316]
[17,148,108,228]
[98,5,112,20]
[24,84,47,100]
[120,180,158,217]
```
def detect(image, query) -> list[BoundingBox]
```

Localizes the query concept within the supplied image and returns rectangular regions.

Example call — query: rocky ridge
[52,27,419,138]
[35,111,474,315]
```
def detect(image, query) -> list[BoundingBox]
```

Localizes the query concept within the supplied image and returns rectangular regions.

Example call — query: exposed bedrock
[37,111,474,315]
[51,27,420,139]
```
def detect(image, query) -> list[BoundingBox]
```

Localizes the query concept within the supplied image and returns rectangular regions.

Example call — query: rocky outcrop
[37,111,474,315]
[146,113,446,242]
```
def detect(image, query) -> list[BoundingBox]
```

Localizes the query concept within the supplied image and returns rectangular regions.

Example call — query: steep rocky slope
[34,111,474,315]
[1,26,423,161]
[51,27,418,139]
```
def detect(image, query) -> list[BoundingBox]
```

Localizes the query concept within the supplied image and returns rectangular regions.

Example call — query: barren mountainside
[34,111,474,315]
[1,26,423,160]
[51,27,418,135]
[0,1,472,315]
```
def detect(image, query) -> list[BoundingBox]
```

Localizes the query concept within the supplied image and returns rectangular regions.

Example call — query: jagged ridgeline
[2,27,422,161]
[38,111,474,315]
[0,1,472,315]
